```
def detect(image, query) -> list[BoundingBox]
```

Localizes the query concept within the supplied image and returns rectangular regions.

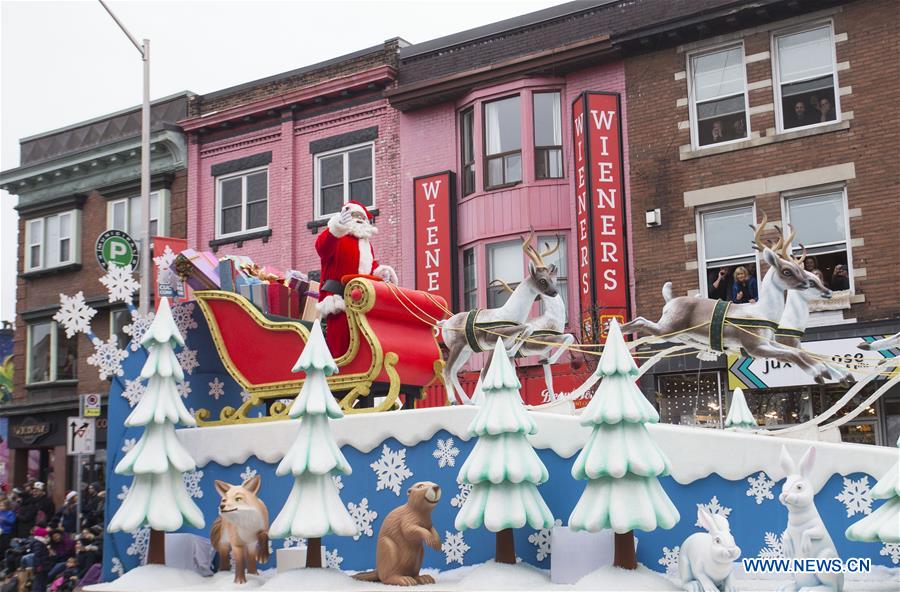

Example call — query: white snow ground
[86,561,900,591]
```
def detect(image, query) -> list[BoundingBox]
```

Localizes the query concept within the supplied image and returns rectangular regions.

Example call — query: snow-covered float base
[88,562,900,592]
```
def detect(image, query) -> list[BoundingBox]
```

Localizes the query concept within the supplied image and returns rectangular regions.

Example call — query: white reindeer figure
[439,230,559,405]
[777,446,844,592]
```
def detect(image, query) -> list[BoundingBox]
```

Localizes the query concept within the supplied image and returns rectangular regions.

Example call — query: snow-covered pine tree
[107,297,204,564]
[845,436,900,543]
[724,388,757,429]
[567,318,679,569]
[455,338,554,564]
[269,319,357,567]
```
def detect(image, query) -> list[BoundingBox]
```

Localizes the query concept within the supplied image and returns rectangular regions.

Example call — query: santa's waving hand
[315,201,396,354]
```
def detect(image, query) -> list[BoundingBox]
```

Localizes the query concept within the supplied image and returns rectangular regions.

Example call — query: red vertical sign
[413,172,457,310]
[572,92,630,342]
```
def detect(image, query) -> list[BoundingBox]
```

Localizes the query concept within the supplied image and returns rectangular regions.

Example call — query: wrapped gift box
[173,250,220,291]
[287,288,302,319]
[267,283,290,317]
[301,281,320,322]
[284,269,308,290]
[219,256,254,292]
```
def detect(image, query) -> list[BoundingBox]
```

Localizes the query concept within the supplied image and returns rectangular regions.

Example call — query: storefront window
[538,235,567,317]
[656,372,723,427]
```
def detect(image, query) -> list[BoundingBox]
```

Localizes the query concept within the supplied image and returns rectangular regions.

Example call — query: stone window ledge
[209,229,272,252]
[25,379,79,390]
[20,263,82,279]
[680,120,851,161]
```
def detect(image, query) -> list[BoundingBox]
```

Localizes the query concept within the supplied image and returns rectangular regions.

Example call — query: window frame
[460,108,476,196]
[106,190,169,238]
[482,94,523,190]
[24,210,80,272]
[695,200,760,297]
[780,183,853,293]
[26,320,76,385]
[537,234,568,320]
[110,308,132,350]
[214,166,270,239]
[686,41,750,150]
[485,238,525,308]
[771,20,841,134]
[532,91,564,180]
[462,247,478,310]
[313,141,376,220]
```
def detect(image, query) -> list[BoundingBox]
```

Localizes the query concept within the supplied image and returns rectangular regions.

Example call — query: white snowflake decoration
[121,378,146,408]
[746,472,776,505]
[323,548,343,570]
[183,469,204,499]
[528,518,562,561]
[177,380,192,399]
[695,495,732,527]
[87,335,128,380]
[176,347,199,375]
[881,543,900,565]
[759,532,784,559]
[53,292,97,338]
[658,545,680,576]
[172,302,198,335]
[282,536,306,549]
[153,245,176,275]
[432,437,460,468]
[116,485,131,501]
[240,466,258,482]
[835,476,873,517]
[370,444,413,496]
[111,557,125,578]
[208,377,225,400]
[121,438,136,453]
[333,475,344,491]
[442,531,470,565]
[122,311,154,352]
[347,498,378,541]
[240,390,253,404]
[100,263,141,304]
[126,526,150,565]
[450,483,472,508]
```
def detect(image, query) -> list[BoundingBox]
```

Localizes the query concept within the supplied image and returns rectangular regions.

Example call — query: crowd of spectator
[708,257,850,304]
[0,480,105,592]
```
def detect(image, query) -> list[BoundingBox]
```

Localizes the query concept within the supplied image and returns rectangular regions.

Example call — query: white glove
[374,265,398,284]
[339,208,353,226]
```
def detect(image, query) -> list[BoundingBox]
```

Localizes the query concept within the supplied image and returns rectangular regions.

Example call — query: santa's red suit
[315,201,396,356]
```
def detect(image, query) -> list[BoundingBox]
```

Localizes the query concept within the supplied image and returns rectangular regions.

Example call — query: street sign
[81,393,102,417]
[96,229,139,271]
[67,417,96,456]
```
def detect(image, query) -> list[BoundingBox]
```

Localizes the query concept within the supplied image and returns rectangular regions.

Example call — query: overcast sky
[0,0,561,323]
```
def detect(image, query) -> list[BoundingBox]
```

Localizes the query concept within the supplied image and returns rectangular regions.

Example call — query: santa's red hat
[343,200,373,220]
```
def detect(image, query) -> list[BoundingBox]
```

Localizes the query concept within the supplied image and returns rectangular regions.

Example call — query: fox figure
[210,476,270,584]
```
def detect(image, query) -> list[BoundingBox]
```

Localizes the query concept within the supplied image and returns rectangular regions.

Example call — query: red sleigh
[193,276,448,425]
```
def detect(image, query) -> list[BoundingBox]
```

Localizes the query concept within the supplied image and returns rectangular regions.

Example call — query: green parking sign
[96,230,139,271]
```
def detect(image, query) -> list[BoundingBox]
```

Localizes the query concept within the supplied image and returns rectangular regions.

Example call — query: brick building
[618,0,899,444]
[0,93,192,502]
[179,40,405,281]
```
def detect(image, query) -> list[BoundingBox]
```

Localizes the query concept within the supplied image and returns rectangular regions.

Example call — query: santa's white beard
[348,219,377,239]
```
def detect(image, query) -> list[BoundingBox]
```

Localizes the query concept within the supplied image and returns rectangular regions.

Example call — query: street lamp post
[98,0,151,316]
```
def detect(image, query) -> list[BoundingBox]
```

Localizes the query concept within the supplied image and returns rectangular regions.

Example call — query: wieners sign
[572,92,630,342]
[413,171,457,310]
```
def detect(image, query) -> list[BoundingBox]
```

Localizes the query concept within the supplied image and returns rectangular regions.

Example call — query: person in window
[804,256,825,283]
[791,100,813,128]
[731,266,758,304]
[817,97,836,123]
[731,118,746,140]
[710,120,726,144]
[708,266,732,300]
[831,264,850,290]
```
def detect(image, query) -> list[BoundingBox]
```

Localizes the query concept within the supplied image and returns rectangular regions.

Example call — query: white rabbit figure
[777,446,844,592]
[678,506,741,592]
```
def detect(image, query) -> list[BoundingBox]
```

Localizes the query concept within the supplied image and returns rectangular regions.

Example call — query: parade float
[49,206,898,590]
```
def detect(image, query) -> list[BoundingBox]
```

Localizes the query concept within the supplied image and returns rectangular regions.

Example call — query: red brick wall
[624,0,899,321]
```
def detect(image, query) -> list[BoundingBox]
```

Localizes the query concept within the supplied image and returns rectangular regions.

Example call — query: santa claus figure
[315,201,397,355]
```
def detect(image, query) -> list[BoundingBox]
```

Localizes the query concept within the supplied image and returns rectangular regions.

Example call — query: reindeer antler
[489,278,516,294]
[521,227,545,267]
[750,210,770,252]
[540,236,560,262]
[794,243,807,265]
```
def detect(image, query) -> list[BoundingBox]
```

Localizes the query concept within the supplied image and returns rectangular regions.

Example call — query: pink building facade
[180,41,405,278]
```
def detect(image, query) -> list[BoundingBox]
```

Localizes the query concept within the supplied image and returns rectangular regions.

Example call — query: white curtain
[550,92,562,145]
[485,102,503,155]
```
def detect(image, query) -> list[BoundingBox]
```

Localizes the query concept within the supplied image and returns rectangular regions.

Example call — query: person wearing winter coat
[27,526,52,592]
[0,500,15,558]
[54,493,77,534]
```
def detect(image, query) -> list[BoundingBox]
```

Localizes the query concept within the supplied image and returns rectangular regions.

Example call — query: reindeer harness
[463,309,521,353]
[709,300,780,352]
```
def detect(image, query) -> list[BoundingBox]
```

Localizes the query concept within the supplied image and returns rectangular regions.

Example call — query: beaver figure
[353,481,442,586]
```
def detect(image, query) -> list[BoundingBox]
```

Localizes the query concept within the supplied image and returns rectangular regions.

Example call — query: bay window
[462,248,477,310]
[774,24,839,131]
[108,191,167,238]
[460,109,475,196]
[484,96,522,188]
[25,210,79,272]
[689,45,748,148]
[533,92,563,179]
